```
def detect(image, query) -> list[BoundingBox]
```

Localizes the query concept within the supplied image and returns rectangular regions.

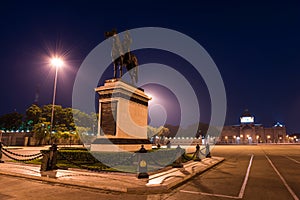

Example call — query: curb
[0,170,129,193]
[0,157,224,194]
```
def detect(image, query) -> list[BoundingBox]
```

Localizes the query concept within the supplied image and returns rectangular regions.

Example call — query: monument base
[90,138,152,152]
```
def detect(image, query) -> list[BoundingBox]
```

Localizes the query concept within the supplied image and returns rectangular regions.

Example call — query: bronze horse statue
[105,29,138,85]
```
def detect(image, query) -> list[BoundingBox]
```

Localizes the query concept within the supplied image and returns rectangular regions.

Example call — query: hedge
[40,148,189,171]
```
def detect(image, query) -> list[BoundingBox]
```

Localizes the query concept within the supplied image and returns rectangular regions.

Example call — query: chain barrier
[182,153,194,161]
[179,145,206,161]
[0,142,7,147]
[0,148,43,162]
[199,147,207,156]
[1,147,42,158]
[197,144,211,158]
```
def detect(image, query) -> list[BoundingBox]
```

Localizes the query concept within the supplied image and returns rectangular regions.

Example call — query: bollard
[0,142,4,163]
[40,151,49,171]
[136,145,149,179]
[49,144,58,170]
[172,145,184,168]
[206,143,211,158]
[166,140,171,148]
[194,144,201,161]
[157,143,161,149]
[40,144,58,171]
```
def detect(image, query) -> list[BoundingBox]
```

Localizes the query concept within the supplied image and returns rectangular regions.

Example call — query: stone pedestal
[90,79,152,152]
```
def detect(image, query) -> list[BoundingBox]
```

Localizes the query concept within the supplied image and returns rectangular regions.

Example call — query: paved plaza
[0,145,299,200]
[169,145,300,200]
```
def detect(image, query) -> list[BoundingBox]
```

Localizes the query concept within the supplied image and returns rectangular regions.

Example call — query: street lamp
[50,57,63,143]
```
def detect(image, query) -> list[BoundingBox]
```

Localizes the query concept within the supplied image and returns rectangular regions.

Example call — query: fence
[0,142,212,179]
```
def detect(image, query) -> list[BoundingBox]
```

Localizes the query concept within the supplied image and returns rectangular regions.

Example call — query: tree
[147,126,170,138]
[72,109,98,134]
[0,104,97,145]
[0,112,23,131]
[40,104,53,123]
[25,104,42,130]
[39,104,75,132]
[32,122,50,145]
[75,126,95,145]
[72,109,93,128]
[63,108,76,131]
[157,127,171,137]
[51,131,62,144]
[71,109,98,145]
[147,126,161,139]
[61,132,70,143]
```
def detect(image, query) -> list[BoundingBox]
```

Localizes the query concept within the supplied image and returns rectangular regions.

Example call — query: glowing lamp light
[146,93,153,101]
[50,57,64,68]
[267,135,271,139]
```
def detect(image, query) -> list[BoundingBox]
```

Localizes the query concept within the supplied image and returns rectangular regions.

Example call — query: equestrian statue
[105,29,138,85]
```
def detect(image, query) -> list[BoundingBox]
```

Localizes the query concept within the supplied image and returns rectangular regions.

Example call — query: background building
[219,109,287,144]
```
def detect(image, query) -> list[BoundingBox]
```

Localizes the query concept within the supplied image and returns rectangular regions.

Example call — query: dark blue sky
[0,1,299,133]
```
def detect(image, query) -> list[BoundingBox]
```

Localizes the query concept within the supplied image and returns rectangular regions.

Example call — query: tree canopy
[0,112,23,131]
[0,104,97,144]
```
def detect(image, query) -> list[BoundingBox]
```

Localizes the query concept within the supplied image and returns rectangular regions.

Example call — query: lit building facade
[219,110,287,144]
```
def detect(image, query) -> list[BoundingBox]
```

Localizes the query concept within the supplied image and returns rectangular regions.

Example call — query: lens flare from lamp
[50,57,64,68]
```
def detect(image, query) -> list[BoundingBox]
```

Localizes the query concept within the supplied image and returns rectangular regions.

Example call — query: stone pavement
[0,157,224,194]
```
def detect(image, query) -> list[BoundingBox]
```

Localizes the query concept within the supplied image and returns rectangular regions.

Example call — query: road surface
[0,145,299,200]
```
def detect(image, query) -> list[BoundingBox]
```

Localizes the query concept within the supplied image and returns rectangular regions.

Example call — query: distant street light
[50,57,64,143]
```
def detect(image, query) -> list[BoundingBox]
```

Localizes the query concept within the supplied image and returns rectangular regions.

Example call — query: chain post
[194,144,201,161]
[136,145,149,179]
[0,142,4,163]
[41,144,58,171]
[172,145,183,168]
[40,151,49,171]
[206,143,211,158]
[49,144,58,170]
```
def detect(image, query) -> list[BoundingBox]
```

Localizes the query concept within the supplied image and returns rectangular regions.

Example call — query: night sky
[0,1,299,133]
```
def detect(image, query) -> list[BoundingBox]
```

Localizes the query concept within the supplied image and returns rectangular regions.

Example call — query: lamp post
[50,57,63,144]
